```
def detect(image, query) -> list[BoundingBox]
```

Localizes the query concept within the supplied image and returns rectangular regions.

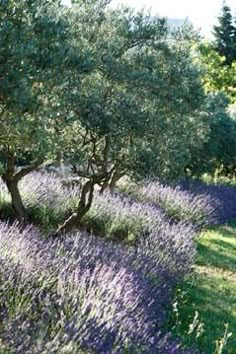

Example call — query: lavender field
[1,1,236,352]
[0,172,235,353]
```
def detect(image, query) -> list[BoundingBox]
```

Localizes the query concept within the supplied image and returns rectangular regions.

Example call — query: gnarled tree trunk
[99,177,110,194]
[5,178,28,223]
[2,149,43,224]
[99,168,124,194]
[52,177,96,237]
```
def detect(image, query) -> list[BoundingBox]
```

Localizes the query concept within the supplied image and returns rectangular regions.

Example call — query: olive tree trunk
[52,177,96,237]
[2,150,43,223]
[5,178,28,222]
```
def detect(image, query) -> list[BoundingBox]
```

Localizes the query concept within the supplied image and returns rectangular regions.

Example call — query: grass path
[169,222,236,353]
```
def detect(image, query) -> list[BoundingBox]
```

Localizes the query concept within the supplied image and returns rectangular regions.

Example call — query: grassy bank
[169,222,236,353]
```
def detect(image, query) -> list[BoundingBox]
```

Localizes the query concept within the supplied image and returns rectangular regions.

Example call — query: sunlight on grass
[197,225,236,272]
[168,223,236,353]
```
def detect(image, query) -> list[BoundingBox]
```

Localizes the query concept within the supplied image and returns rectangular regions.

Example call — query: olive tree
[53,2,207,234]
[0,0,207,231]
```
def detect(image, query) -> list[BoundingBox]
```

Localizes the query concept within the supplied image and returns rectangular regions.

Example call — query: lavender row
[0,222,198,353]
[88,191,196,278]
[1,172,236,229]
[125,178,236,226]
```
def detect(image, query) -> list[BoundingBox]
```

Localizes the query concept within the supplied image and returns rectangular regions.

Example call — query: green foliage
[187,92,236,177]
[191,39,236,179]
[200,173,236,187]
[197,42,236,103]
[0,0,69,164]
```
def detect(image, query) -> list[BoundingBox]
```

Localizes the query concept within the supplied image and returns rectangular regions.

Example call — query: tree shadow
[197,243,236,272]
[213,239,236,253]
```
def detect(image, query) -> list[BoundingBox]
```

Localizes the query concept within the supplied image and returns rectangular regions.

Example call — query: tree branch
[14,156,44,182]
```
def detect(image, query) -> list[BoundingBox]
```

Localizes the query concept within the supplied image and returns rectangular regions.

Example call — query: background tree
[213,3,235,65]
[197,42,236,103]
[186,92,236,179]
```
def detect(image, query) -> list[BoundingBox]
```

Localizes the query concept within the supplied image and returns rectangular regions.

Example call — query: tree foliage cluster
[198,42,236,103]
[186,92,236,178]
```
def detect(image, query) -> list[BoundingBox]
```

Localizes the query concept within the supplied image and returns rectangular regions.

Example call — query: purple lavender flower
[87,191,196,277]
[0,172,197,278]
[0,172,207,353]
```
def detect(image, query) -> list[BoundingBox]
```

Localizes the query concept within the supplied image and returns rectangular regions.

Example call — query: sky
[61,0,236,38]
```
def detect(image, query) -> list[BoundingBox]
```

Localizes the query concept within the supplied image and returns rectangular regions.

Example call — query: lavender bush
[0,171,234,353]
[19,172,80,210]
[0,172,80,229]
[0,222,198,353]
[119,180,218,227]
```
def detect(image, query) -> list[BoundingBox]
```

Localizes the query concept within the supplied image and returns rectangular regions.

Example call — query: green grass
[168,222,236,353]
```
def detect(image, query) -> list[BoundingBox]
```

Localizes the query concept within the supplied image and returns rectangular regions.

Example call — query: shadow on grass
[167,223,236,354]
[197,243,236,272]
[213,239,236,253]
